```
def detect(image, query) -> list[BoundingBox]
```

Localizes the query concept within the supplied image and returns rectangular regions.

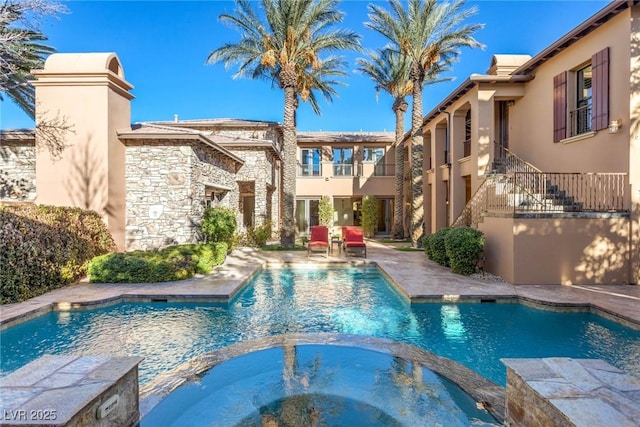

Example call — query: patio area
[1,240,639,331]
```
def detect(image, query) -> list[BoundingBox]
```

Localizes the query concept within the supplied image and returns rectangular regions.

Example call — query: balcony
[333,164,353,177]
[569,103,592,137]
[373,163,395,177]
[298,164,322,177]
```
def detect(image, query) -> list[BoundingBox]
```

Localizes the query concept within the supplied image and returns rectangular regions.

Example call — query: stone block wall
[124,139,239,251]
[191,143,239,228]
[0,142,36,201]
[502,357,640,427]
[234,148,276,227]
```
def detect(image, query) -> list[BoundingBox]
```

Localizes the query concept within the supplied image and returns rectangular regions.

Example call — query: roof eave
[117,131,245,165]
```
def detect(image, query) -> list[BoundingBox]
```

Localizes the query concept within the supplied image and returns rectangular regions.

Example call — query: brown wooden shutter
[553,72,567,142]
[591,47,609,131]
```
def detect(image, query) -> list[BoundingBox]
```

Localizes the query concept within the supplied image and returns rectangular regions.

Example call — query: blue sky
[1,0,609,132]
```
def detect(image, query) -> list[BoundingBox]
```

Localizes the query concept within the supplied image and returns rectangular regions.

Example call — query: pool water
[1,265,639,386]
[138,345,499,426]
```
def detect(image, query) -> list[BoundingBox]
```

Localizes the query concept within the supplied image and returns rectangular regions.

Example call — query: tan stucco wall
[32,53,133,251]
[630,5,640,284]
[481,215,630,285]
[508,10,631,175]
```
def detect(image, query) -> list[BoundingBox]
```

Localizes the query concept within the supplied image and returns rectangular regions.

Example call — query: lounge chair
[307,225,329,257]
[342,226,366,258]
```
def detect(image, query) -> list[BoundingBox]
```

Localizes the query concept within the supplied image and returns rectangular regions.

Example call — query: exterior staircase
[452,144,626,228]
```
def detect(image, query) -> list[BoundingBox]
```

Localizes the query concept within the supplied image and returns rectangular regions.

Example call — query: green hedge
[445,227,484,275]
[87,242,227,283]
[0,204,116,304]
[425,227,451,267]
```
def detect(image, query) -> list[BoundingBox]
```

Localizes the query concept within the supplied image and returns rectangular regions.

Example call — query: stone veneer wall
[233,147,279,228]
[0,141,36,201]
[190,143,239,230]
[124,140,237,251]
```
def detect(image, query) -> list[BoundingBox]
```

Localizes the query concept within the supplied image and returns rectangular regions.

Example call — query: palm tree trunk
[280,84,297,247]
[410,77,424,247]
[391,99,407,239]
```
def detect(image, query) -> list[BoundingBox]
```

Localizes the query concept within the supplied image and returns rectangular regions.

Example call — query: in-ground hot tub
[138,342,500,426]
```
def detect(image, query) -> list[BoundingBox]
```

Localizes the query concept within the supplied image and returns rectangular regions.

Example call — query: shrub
[0,204,116,303]
[212,242,228,265]
[87,242,227,283]
[318,195,333,228]
[423,234,434,259]
[246,221,272,247]
[201,206,237,245]
[445,227,485,275]
[361,195,378,238]
[428,227,451,267]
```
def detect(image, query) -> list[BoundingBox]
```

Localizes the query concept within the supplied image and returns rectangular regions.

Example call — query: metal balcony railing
[486,172,626,213]
[569,103,592,137]
[298,164,322,177]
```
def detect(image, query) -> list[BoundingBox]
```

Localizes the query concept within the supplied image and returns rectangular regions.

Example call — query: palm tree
[207,0,361,246]
[0,1,57,118]
[357,48,451,239]
[366,0,483,247]
[357,49,411,240]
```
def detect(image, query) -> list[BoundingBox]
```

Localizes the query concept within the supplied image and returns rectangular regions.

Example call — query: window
[572,64,592,136]
[463,110,471,157]
[363,147,388,176]
[300,148,321,176]
[363,147,384,162]
[333,147,353,176]
[553,47,609,142]
[205,191,223,208]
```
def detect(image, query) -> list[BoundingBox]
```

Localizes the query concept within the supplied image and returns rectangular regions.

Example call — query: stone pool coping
[2,244,639,331]
[137,333,506,423]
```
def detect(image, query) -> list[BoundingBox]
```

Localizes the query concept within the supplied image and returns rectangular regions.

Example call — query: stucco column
[474,87,496,188]
[630,5,640,284]
[430,123,448,231]
[449,111,466,225]
[32,53,133,251]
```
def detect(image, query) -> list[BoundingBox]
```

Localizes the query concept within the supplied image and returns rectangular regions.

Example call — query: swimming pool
[1,265,639,387]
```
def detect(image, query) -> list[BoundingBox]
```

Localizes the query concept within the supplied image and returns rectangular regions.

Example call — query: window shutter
[553,72,567,142]
[592,47,609,131]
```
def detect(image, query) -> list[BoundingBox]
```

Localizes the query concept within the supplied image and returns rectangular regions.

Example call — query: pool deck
[1,240,639,330]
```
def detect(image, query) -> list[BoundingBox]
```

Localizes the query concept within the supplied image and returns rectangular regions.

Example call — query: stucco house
[411,0,639,285]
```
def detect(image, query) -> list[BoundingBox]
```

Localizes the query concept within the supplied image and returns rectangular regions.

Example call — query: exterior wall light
[608,119,622,134]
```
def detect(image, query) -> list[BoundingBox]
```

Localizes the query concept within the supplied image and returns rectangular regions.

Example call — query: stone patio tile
[584,365,640,392]
[85,356,144,381]
[502,358,558,380]
[544,358,603,392]
[550,397,635,427]
[35,372,85,388]
[2,355,78,387]
[58,355,110,375]
[0,389,38,409]
[527,379,583,398]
